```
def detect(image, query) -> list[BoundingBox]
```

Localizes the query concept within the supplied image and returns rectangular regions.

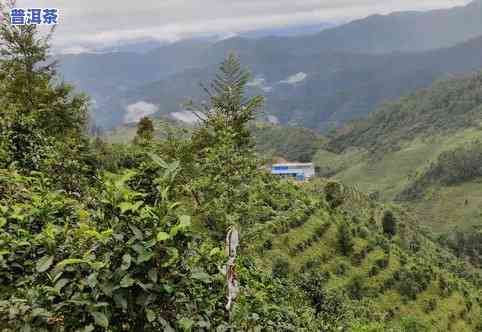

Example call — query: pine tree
[0,1,89,170]
[382,210,397,237]
[337,221,354,256]
[186,54,264,235]
[188,53,264,149]
[134,116,155,143]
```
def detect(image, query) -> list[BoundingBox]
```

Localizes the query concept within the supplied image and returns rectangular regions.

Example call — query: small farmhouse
[271,162,315,181]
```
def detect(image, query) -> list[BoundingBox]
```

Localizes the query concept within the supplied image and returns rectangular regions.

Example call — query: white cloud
[267,115,280,124]
[280,72,307,85]
[124,101,158,124]
[170,111,205,124]
[247,76,274,92]
[247,76,266,87]
[60,45,94,55]
[15,0,471,50]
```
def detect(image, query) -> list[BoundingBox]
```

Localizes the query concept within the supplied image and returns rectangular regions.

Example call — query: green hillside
[257,180,482,331]
[107,120,325,163]
[319,72,482,240]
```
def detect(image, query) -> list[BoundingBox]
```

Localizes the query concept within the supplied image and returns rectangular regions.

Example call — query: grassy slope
[317,72,482,233]
[316,127,482,232]
[252,187,482,331]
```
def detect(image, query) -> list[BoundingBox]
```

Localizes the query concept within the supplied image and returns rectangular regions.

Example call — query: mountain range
[57,0,482,129]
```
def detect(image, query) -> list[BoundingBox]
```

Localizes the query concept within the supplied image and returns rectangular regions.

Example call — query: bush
[395,265,433,300]
[337,222,354,256]
[272,257,290,279]
[422,298,437,313]
[399,316,429,332]
[382,210,397,237]
[0,169,226,330]
[325,182,345,209]
[346,274,367,300]
[375,256,390,269]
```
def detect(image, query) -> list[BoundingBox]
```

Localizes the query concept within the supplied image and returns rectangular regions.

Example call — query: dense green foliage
[251,123,323,162]
[328,72,482,154]
[398,140,482,201]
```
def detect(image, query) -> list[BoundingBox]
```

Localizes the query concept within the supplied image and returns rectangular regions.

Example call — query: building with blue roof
[271,163,315,181]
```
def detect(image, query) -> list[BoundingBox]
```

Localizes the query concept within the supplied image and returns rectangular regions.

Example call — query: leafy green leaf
[148,269,158,283]
[56,258,89,269]
[137,251,154,264]
[119,202,133,214]
[209,247,221,256]
[31,308,50,317]
[170,215,191,236]
[36,255,54,273]
[113,292,127,309]
[121,254,131,270]
[148,153,169,169]
[129,224,143,239]
[191,271,211,283]
[91,311,109,328]
[119,201,143,214]
[81,324,95,332]
[178,317,194,331]
[54,278,70,292]
[120,275,135,288]
[146,309,156,323]
[157,232,170,242]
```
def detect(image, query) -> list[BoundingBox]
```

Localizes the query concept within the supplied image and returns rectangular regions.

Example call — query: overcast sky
[16,0,471,51]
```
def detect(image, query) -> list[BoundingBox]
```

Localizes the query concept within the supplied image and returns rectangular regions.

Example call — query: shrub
[324,182,345,209]
[335,261,350,276]
[346,274,367,300]
[399,316,429,332]
[422,298,437,313]
[375,256,390,270]
[272,257,290,279]
[337,222,354,256]
[382,210,397,237]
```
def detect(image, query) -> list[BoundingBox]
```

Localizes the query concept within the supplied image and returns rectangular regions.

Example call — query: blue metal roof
[271,169,305,175]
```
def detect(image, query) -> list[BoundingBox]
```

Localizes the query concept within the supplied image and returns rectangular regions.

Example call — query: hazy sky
[15,0,471,50]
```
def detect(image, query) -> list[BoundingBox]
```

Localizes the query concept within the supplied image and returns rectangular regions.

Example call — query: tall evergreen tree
[0,1,89,170]
[382,210,397,237]
[186,54,264,235]
[188,53,264,149]
[134,116,155,143]
[337,221,354,256]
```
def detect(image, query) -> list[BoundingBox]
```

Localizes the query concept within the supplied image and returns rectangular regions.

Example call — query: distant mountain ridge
[57,0,482,128]
[99,35,482,130]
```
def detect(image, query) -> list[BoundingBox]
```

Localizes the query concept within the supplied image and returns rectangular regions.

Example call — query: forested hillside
[319,72,482,271]
[1,10,482,331]
[328,72,482,154]
[107,121,324,164]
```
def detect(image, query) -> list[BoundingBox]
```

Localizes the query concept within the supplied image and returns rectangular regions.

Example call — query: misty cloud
[247,76,273,92]
[280,72,308,85]
[124,101,159,124]
[170,111,205,124]
[16,0,471,50]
